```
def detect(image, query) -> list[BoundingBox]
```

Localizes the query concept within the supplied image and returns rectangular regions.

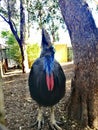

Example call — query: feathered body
[29,29,66,107]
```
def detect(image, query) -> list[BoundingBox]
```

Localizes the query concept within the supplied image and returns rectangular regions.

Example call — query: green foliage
[0,0,66,42]
[1,31,41,68]
[67,47,73,61]
[1,31,8,37]
[27,0,66,41]
[27,43,40,68]
[1,31,22,67]
[8,43,22,67]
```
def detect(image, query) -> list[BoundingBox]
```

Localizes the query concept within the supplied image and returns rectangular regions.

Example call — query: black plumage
[29,58,65,106]
[28,28,66,130]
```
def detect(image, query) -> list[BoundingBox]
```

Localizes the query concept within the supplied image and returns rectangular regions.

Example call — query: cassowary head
[41,28,55,57]
[41,28,51,48]
[41,28,55,91]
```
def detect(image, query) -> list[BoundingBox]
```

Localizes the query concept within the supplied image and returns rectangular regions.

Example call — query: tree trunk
[20,0,29,73]
[0,0,29,73]
[19,43,29,73]
[0,62,5,124]
[59,0,98,129]
[3,59,8,73]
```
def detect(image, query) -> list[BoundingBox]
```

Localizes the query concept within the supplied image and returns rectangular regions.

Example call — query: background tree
[28,0,65,42]
[1,31,40,69]
[0,0,66,72]
[59,0,98,129]
[1,31,22,68]
[0,0,29,73]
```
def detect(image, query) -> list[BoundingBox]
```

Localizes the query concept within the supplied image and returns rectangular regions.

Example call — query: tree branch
[0,14,9,24]
[0,13,20,44]
[9,20,21,44]
[11,19,18,34]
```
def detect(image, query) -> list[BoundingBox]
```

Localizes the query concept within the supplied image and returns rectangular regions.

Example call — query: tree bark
[59,0,98,129]
[19,43,29,73]
[20,0,29,73]
[0,62,5,124]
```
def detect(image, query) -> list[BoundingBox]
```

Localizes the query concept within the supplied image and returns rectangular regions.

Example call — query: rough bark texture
[0,62,5,124]
[59,0,98,129]
[19,44,29,73]
[19,0,29,73]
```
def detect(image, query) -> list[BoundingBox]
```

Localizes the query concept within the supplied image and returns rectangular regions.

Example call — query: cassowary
[28,28,66,130]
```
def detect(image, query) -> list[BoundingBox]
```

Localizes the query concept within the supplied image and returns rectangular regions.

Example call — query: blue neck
[44,55,54,75]
[43,46,55,75]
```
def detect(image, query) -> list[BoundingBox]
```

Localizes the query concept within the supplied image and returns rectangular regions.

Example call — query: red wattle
[50,73,54,91]
[46,73,54,91]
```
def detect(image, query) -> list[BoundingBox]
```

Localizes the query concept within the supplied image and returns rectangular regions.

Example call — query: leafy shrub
[27,43,40,68]
[67,47,73,61]
[1,31,22,68]
[1,31,41,68]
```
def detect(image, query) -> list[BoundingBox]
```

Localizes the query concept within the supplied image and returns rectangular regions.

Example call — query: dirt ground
[2,63,74,130]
